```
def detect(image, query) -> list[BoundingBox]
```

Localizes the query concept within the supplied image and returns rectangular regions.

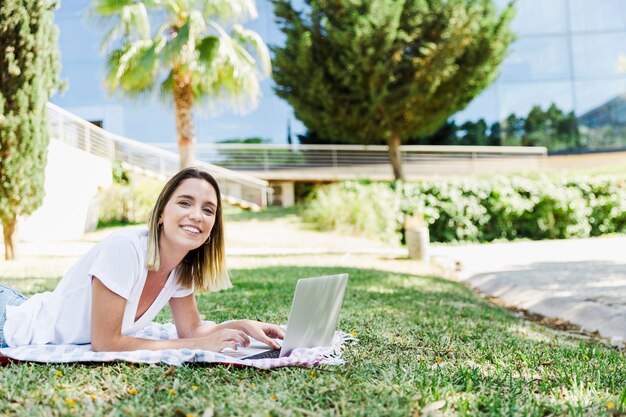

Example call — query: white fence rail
[46,103,271,208]
[151,142,548,177]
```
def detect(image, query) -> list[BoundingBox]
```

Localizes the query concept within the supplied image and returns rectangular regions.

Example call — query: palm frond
[200,0,258,24]
[94,0,136,15]
[162,21,194,67]
[96,0,151,50]
[197,35,220,63]
[159,70,175,98]
[106,39,163,94]
[96,0,269,115]
[230,23,271,76]
[158,0,184,15]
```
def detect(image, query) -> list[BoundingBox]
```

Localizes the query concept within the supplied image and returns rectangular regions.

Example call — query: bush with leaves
[565,176,626,236]
[400,181,489,242]
[301,181,403,244]
[303,175,624,245]
[98,179,164,227]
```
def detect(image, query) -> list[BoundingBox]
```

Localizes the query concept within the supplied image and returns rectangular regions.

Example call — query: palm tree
[95,0,271,168]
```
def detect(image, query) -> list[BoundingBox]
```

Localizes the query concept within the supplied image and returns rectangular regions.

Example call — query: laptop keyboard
[244,349,281,360]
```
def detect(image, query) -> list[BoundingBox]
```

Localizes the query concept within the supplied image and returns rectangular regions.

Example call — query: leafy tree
[297,131,337,145]
[0,0,60,260]
[488,121,502,146]
[96,0,271,168]
[501,113,524,146]
[272,0,515,179]
[523,105,548,147]
[523,103,581,150]
[459,119,488,146]
[557,111,581,150]
[422,120,459,145]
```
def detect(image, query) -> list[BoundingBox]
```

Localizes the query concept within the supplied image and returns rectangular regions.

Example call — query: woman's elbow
[91,334,120,352]
[91,339,109,352]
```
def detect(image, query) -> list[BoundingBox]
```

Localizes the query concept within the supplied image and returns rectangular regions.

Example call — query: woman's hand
[230,319,285,349]
[198,328,251,352]
[169,296,283,352]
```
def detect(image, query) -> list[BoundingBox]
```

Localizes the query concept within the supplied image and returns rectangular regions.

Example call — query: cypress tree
[272,0,515,179]
[0,0,60,260]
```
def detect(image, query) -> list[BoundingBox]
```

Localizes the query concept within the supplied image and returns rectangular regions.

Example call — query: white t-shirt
[4,228,193,347]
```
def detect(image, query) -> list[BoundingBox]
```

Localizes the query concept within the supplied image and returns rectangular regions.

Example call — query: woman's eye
[203,208,214,215]
[178,201,191,207]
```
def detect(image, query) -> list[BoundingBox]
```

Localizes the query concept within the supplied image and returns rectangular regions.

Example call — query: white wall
[17,139,112,242]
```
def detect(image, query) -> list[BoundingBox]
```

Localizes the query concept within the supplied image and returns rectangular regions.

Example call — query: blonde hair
[146,167,230,292]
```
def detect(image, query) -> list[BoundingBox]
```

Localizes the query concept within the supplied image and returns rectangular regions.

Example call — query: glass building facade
[51,0,626,148]
[457,0,626,149]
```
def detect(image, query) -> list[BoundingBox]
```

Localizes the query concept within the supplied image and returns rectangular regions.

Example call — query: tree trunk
[173,68,196,169]
[2,217,16,261]
[387,133,404,180]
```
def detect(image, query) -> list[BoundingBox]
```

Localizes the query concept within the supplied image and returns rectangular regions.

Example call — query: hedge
[302,175,626,244]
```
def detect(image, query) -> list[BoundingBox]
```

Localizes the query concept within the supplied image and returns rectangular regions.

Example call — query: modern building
[457,0,626,148]
[52,0,626,147]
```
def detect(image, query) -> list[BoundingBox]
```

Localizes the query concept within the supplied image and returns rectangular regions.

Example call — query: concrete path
[432,236,626,346]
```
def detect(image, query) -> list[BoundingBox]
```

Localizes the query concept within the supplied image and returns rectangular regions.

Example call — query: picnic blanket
[0,322,357,369]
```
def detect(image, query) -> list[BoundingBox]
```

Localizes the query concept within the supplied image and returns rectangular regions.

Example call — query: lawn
[1,265,625,416]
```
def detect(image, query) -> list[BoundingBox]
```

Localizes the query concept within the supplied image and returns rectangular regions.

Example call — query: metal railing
[46,103,271,208]
[150,142,548,177]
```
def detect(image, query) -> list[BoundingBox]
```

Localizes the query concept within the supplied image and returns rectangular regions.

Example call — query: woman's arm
[90,278,250,352]
[169,295,285,349]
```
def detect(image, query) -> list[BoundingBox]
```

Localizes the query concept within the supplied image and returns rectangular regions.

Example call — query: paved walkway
[432,236,626,347]
[5,218,626,346]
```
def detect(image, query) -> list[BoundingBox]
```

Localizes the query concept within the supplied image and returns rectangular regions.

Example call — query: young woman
[0,167,284,352]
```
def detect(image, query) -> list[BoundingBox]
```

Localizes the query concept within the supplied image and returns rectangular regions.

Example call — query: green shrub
[98,179,164,226]
[301,181,402,244]
[565,176,626,235]
[302,174,625,244]
[401,181,489,243]
[111,161,130,185]
[518,179,590,239]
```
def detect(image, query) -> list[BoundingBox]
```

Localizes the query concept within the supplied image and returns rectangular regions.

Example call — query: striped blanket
[0,322,356,369]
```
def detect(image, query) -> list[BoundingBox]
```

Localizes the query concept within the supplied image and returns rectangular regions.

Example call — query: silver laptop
[222,273,349,360]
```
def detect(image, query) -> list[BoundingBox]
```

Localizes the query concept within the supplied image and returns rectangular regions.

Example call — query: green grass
[223,205,301,222]
[2,266,626,416]
[96,219,144,230]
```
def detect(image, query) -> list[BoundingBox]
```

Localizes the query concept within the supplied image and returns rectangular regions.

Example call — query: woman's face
[159,177,218,252]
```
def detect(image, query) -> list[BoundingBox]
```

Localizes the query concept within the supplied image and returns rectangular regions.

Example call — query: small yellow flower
[128,389,138,395]
[271,394,278,400]
[55,370,63,378]
[65,398,76,407]
[191,385,199,391]
[606,402,615,410]
[584,355,590,361]
[90,394,96,401]
[435,357,442,364]
[351,331,357,337]
[169,388,177,396]
[309,371,315,377]
[186,414,195,417]
[250,383,256,388]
